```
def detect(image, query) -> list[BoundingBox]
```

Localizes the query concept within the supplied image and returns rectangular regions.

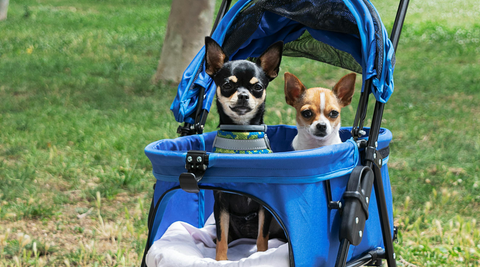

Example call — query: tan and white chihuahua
[284,72,356,151]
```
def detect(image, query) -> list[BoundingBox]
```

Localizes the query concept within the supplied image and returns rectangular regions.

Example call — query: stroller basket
[143,126,394,266]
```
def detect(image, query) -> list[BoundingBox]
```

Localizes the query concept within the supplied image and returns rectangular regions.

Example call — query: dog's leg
[215,210,230,260]
[256,207,272,252]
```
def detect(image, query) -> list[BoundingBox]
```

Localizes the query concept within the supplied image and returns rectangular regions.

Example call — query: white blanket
[146,215,289,267]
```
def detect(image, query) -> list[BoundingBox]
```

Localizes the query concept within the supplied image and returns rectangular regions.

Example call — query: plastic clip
[179,150,209,193]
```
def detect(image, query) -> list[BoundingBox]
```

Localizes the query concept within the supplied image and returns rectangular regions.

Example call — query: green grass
[1,0,480,266]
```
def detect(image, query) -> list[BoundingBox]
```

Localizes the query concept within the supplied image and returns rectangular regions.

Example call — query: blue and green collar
[213,124,272,154]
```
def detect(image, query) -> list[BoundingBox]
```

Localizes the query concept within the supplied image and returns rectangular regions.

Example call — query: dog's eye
[329,110,339,118]
[301,110,313,119]
[223,83,233,90]
[253,83,263,91]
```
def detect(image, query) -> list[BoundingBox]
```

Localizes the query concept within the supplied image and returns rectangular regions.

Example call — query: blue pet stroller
[141,0,410,266]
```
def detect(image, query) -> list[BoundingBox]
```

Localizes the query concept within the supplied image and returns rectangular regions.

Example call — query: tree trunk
[152,0,215,85]
[0,0,9,21]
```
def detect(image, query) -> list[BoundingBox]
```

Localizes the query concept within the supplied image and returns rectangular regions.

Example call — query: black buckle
[179,150,209,193]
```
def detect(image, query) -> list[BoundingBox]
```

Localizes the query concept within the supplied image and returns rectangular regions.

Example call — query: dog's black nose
[238,92,249,101]
[316,123,327,131]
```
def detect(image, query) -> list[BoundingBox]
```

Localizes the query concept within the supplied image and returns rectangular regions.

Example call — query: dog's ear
[256,41,284,81]
[284,72,306,106]
[333,72,356,107]
[205,37,228,76]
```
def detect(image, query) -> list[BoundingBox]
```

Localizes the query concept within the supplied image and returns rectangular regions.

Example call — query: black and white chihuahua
[204,37,285,261]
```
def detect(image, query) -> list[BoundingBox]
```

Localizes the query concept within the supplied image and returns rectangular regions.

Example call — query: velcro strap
[213,136,269,151]
[378,146,390,159]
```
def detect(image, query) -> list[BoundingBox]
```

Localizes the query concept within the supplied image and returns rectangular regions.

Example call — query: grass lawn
[1,0,479,266]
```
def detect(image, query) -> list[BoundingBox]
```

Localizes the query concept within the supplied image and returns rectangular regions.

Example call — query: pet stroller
[141,0,409,266]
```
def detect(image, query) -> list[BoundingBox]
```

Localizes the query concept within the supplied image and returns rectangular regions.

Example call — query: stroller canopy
[171,0,395,124]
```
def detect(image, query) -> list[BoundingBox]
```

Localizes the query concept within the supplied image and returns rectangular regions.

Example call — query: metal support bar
[351,80,371,140]
[210,0,232,36]
[185,0,230,135]
[390,0,410,52]
[334,239,351,267]
[369,159,396,266]
[194,86,206,124]
[193,0,231,134]
[353,0,409,141]
[366,103,384,147]
[178,0,232,137]
[363,103,395,267]
[346,248,385,267]
[193,88,209,135]
[357,1,409,265]
[325,180,342,209]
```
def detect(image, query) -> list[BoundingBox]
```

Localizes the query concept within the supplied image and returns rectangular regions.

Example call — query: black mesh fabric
[283,31,362,73]
[263,0,359,35]
[223,1,267,56]
[223,0,363,73]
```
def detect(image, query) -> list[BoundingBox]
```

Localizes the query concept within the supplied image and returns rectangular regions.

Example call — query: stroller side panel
[147,169,393,266]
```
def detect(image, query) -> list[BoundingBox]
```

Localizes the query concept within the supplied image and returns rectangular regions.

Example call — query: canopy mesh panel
[223,0,362,73]
[283,31,362,73]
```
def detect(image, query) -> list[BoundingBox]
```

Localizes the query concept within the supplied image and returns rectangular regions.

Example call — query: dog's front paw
[216,242,229,261]
[215,254,228,261]
[257,239,268,252]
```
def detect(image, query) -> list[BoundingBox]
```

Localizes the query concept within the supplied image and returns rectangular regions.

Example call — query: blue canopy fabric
[170,0,396,124]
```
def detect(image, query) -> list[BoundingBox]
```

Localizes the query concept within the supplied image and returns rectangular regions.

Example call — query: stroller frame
[142,0,410,266]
